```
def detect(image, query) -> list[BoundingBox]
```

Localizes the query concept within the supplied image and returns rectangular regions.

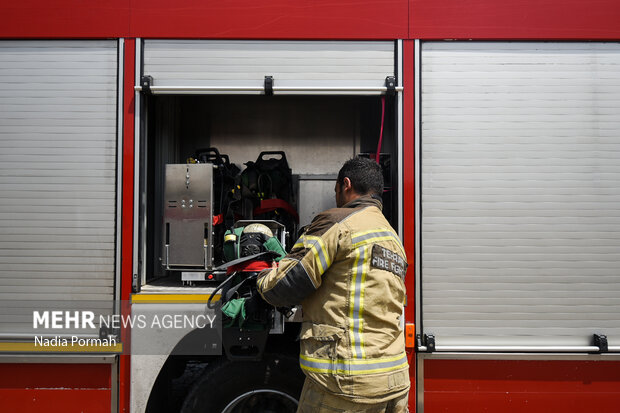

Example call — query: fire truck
[1,0,620,412]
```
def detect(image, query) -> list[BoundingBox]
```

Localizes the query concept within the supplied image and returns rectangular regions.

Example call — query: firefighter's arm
[256,219,339,307]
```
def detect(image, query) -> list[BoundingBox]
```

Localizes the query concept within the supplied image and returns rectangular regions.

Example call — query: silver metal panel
[417,352,620,361]
[414,40,423,338]
[135,38,144,289]
[130,300,220,413]
[131,354,169,413]
[397,39,404,238]
[0,355,117,363]
[416,354,424,413]
[397,40,406,332]
[298,179,337,228]
[143,40,394,94]
[420,42,620,348]
[135,85,403,95]
[433,346,602,352]
[0,40,118,336]
[163,164,213,269]
[110,355,118,413]
[116,38,124,317]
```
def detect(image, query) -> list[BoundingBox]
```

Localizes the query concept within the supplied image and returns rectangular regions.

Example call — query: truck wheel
[181,354,304,413]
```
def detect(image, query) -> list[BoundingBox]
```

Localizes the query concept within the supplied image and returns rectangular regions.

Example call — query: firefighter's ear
[342,177,353,192]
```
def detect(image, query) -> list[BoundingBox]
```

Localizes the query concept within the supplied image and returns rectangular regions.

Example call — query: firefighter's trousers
[296,378,409,413]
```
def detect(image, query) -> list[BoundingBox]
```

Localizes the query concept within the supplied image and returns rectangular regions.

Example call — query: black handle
[257,151,286,163]
[194,147,229,165]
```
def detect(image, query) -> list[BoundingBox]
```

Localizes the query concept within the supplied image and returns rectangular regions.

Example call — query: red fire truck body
[1,1,620,412]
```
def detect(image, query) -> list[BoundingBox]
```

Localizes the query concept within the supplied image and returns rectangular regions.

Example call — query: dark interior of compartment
[140,95,398,282]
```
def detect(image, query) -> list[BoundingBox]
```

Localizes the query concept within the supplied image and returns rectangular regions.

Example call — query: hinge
[264,76,274,96]
[140,75,153,95]
[385,76,396,96]
[132,272,141,293]
[416,334,424,349]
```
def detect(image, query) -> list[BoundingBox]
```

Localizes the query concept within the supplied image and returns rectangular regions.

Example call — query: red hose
[375,96,386,164]
[225,260,272,275]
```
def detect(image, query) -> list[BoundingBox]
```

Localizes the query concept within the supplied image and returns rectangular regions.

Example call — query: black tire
[180,353,304,413]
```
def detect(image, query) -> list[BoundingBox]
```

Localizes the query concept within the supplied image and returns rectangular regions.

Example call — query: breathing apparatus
[208,222,286,330]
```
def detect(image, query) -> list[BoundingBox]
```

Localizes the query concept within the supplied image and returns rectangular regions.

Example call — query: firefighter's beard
[335,183,345,208]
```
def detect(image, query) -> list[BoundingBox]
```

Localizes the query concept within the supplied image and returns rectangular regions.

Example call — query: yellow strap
[131,294,219,304]
[0,341,123,353]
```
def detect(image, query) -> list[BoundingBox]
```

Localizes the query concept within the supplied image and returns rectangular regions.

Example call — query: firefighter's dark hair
[337,157,384,197]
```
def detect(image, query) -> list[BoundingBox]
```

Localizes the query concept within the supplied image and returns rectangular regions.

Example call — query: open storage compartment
[134,39,402,288]
[137,94,400,286]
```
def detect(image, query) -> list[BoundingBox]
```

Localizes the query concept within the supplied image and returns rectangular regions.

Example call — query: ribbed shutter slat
[0,40,117,337]
[421,42,620,349]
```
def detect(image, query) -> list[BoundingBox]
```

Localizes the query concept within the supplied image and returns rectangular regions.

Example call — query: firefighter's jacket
[257,195,409,403]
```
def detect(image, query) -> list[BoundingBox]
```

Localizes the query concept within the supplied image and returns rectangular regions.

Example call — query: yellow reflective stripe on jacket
[300,353,408,375]
[351,229,406,256]
[300,235,331,274]
[349,245,368,359]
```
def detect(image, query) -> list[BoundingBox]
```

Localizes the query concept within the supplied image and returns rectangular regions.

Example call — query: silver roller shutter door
[142,40,395,94]
[420,42,620,350]
[0,40,118,336]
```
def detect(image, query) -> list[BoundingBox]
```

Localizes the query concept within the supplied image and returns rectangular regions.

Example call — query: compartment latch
[416,333,436,352]
[385,76,396,96]
[264,76,274,96]
[593,333,608,353]
[140,75,153,95]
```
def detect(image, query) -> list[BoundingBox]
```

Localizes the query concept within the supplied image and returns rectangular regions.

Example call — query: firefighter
[257,157,409,413]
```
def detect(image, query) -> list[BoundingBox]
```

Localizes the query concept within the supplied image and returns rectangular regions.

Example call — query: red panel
[119,38,136,413]
[0,0,130,38]
[3,0,620,39]
[410,0,620,40]
[0,364,111,413]
[402,40,416,412]
[0,364,110,388]
[0,0,407,39]
[121,42,135,304]
[130,0,408,39]
[402,40,415,324]
[0,390,111,413]
[425,359,620,412]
